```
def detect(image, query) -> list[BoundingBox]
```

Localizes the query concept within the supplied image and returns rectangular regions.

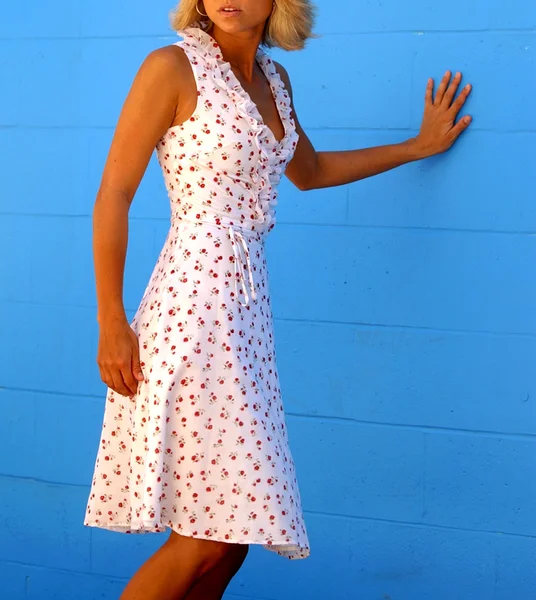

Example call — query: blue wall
[1,1,535,598]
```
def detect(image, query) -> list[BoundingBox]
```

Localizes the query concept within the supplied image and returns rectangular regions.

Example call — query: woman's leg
[184,543,249,600]
[119,530,246,600]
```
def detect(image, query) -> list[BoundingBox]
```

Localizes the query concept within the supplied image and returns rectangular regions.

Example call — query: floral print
[84,22,310,560]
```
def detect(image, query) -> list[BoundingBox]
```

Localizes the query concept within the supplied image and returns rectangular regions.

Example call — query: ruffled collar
[181,19,267,63]
[178,21,292,149]
[177,21,300,234]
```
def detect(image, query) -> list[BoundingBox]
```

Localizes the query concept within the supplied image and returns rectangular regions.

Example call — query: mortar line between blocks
[0,473,90,489]
[274,315,536,340]
[0,559,127,581]
[303,509,536,539]
[0,301,535,339]
[286,412,536,441]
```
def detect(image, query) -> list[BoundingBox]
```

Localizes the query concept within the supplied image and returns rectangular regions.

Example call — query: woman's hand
[97,318,144,398]
[411,70,473,159]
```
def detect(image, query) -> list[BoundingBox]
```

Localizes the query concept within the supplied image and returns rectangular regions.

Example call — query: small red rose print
[84,26,309,561]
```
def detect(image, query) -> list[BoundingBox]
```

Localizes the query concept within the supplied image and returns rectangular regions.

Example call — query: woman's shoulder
[128,42,197,109]
[139,43,191,80]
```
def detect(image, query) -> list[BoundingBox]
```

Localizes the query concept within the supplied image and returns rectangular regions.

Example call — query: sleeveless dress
[83,23,310,560]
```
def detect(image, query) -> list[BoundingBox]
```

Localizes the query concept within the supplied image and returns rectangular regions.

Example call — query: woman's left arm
[275,64,472,191]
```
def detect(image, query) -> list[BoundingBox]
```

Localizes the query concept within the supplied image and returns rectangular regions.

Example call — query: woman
[84,1,472,599]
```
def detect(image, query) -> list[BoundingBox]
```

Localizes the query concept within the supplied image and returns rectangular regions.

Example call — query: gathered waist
[170,210,264,308]
[171,210,268,241]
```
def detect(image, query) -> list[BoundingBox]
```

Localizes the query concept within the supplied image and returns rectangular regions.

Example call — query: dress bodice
[155,22,299,240]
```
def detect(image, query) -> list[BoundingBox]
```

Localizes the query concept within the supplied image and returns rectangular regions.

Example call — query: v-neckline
[242,55,287,146]
[184,25,288,148]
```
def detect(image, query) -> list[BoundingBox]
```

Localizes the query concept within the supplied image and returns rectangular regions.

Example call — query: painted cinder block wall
[1,1,535,598]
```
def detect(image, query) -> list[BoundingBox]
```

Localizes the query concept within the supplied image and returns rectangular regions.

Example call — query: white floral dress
[84,22,310,560]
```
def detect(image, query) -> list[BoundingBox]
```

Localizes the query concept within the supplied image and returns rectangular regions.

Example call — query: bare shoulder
[136,43,191,89]
[131,43,197,126]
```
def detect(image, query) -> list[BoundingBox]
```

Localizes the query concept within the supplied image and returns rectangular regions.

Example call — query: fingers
[449,82,472,117]
[100,366,115,395]
[434,70,452,105]
[112,368,134,397]
[97,326,145,398]
[99,360,137,397]
[121,355,143,399]
[442,71,462,106]
[425,78,434,106]
[131,347,145,382]
[112,362,138,397]
[122,365,140,397]
[449,114,473,142]
[124,330,144,395]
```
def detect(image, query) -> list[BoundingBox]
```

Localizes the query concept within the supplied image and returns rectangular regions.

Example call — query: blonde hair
[170,0,317,51]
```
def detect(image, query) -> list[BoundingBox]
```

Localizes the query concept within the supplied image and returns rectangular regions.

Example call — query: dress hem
[84,519,310,560]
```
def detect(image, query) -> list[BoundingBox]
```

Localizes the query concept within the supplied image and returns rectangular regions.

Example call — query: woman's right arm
[94,45,186,398]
